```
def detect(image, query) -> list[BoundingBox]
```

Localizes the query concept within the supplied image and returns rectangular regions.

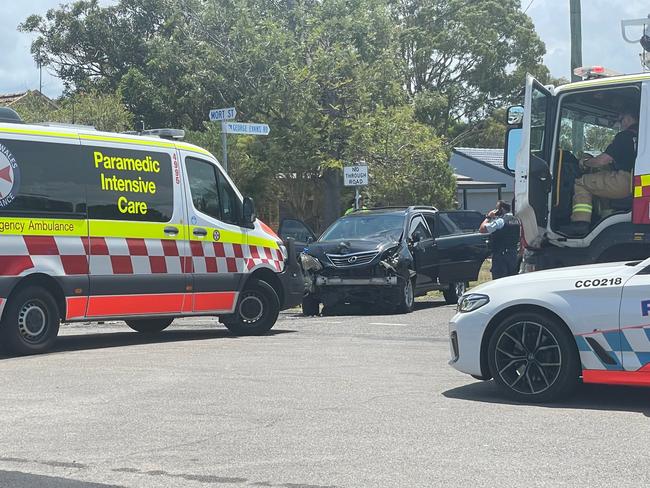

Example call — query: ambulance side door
[83,142,190,318]
[181,152,246,314]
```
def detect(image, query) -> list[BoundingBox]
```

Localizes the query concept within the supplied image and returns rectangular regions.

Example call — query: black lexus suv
[300,206,489,315]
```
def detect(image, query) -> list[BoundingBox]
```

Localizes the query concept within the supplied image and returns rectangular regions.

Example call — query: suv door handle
[164,226,179,236]
[193,227,208,237]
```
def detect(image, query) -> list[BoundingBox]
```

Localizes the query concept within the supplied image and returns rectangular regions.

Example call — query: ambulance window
[0,140,85,217]
[216,170,242,225]
[186,157,222,220]
[86,147,174,222]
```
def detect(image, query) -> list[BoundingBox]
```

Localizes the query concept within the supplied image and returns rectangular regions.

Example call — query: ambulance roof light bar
[141,128,185,140]
[573,66,621,80]
[123,128,186,140]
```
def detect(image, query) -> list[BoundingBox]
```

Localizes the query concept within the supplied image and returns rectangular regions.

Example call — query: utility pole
[569,0,583,152]
[569,0,583,81]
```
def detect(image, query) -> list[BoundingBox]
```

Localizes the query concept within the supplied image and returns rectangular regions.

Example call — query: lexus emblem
[347,256,358,264]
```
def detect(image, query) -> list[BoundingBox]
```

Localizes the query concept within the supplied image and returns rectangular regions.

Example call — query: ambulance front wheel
[222,279,280,335]
[126,318,174,333]
[0,286,60,356]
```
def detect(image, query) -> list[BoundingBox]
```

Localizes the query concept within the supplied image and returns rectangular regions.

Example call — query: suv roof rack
[0,107,23,124]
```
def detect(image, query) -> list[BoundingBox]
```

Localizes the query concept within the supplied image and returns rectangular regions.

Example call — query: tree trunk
[321,168,342,231]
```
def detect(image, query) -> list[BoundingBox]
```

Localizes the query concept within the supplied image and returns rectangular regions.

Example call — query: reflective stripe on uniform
[572,203,593,214]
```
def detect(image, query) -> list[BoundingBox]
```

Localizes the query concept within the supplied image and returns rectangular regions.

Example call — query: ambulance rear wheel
[222,279,280,335]
[0,286,60,356]
[126,318,174,333]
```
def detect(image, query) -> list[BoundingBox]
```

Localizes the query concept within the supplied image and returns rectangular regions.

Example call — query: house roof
[453,147,511,175]
[0,90,58,110]
[454,173,505,190]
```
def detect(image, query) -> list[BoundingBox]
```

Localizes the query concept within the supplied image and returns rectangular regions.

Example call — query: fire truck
[505,66,650,271]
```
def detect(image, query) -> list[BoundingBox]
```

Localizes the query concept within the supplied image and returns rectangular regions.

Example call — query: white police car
[449,257,650,402]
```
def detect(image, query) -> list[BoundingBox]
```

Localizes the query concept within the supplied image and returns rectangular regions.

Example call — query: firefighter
[562,107,639,236]
[480,200,520,279]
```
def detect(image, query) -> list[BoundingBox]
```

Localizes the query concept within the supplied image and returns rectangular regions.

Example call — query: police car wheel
[223,279,280,336]
[302,295,320,316]
[487,311,579,403]
[396,276,415,314]
[125,318,174,333]
[0,286,60,356]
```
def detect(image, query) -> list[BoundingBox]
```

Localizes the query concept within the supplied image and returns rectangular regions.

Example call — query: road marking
[369,322,407,326]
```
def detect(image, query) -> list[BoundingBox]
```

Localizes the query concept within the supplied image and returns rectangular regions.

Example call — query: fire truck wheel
[222,279,280,336]
[125,318,174,333]
[0,286,60,356]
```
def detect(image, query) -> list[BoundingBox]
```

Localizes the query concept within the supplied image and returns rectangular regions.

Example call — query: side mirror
[242,197,256,225]
[306,236,314,244]
[504,127,523,173]
[506,105,524,126]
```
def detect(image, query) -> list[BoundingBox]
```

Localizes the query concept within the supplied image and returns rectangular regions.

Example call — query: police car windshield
[319,214,404,241]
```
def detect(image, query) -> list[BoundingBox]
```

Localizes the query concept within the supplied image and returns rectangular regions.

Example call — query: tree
[349,106,456,209]
[394,0,549,132]
[11,90,133,132]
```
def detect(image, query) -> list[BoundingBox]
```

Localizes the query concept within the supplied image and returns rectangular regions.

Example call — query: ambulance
[0,108,303,355]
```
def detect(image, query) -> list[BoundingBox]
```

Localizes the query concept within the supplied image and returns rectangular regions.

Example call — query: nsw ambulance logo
[0,143,20,207]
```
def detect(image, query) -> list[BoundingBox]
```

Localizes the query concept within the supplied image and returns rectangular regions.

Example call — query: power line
[523,0,536,14]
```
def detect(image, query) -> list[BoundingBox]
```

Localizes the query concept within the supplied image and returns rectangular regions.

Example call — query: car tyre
[302,295,320,316]
[0,286,60,356]
[222,279,280,335]
[396,275,415,314]
[126,318,174,333]
[487,311,579,403]
[443,282,467,305]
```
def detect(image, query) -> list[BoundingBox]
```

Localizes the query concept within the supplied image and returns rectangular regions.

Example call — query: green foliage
[21,0,549,224]
[395,0,549,130]
[349,107,456,209]
[10,90,132,132]
[54,91,134,132]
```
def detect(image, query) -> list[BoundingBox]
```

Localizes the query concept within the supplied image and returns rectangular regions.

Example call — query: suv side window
[186,157,222,220]
[409,215,432,241]
[423,214,438,237]
[0,139,86,216]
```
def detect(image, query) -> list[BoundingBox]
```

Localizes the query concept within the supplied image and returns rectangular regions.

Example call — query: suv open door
[515,74,554,246]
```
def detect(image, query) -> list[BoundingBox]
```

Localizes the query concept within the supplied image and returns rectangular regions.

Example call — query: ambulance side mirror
[243,197,257,226]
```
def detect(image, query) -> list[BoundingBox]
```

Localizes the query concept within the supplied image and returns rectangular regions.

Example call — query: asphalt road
[1,299,650,488]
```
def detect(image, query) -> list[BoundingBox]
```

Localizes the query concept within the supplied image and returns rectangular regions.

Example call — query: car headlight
[300,253,323,272]
[457,294,490,313]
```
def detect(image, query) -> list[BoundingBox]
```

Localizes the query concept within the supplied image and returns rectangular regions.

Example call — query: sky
[1,0,649,98]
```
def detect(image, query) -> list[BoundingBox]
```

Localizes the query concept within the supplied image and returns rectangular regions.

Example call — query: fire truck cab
[505,68,650,271]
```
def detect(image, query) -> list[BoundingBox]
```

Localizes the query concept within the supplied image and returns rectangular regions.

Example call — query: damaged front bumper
[315,276,398,286]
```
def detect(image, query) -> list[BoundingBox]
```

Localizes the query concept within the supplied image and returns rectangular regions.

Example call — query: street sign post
[209,107,237,173]
[343,163,368,210]
[224,122,270,135]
